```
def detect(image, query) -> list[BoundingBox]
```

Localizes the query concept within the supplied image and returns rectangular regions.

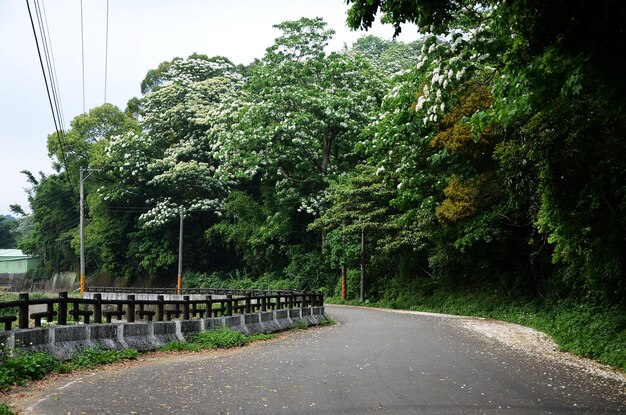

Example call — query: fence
[0,290,324,332]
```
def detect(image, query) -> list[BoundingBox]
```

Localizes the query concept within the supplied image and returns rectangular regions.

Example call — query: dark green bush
[0,402,14,415]
[189,328,247,349]
[0,351,59,390]
[69,346,139,369]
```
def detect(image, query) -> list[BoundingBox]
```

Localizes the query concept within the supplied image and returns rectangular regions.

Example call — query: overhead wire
[80,0,86,113]
[104,0,109,103]
[41,218,81,236]
[25,0,73,186]
[38,0,66,130]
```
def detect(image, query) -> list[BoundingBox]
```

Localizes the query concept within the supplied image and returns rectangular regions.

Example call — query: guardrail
[0,290,324,332]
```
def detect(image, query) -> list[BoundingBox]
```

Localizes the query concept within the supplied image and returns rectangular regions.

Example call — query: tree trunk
[322,137,331,173]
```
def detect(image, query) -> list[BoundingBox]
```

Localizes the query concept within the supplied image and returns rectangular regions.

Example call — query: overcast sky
[0,0,418,216]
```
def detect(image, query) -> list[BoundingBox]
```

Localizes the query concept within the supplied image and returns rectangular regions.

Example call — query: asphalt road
[13,305,625,414]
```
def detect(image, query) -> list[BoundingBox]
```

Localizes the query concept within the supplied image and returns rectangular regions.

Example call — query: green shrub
[160,328,278,352]
[245,333,277,343]
[0,293,18,319]
[293,319,309,330]
[189,328,247,349]
[0,351,59,391]
[69,346,139,370]
[183,272,300,291]
[319,316,336,326]
[0,402,14,415]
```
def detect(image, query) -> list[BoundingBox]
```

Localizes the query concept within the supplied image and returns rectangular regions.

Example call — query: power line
[41,218,81,236]
[104,0,109,103]
[39,0,66,130]
[34,1,65,134]
[80,0,86,113]
[26,0,73,186]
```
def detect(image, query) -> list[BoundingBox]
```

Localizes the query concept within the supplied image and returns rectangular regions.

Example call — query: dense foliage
[14,4,625,318]
[0,216,17,249]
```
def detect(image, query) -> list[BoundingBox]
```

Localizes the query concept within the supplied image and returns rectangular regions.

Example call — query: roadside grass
[0,346,139,392]
[319,315,336,326]
[293,319,309,330]
[159,327,278,352]
[62,347,140,371]
[327,294,625,370]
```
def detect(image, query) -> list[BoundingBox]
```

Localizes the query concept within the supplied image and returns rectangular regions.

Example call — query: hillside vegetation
[8,2,625,368]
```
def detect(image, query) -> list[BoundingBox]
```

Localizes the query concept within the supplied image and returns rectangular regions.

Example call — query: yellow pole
[80,274,86,296]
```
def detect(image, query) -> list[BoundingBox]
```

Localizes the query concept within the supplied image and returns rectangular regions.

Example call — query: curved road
[12,305,625,414]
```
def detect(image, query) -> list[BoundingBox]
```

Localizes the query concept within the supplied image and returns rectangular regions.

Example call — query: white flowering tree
[204,18,388,287]
[217,17,384,216]
[102,57,243,225]
[94,56,245,276]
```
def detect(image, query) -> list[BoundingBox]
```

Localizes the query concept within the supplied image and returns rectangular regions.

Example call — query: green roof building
[0,249,40,275]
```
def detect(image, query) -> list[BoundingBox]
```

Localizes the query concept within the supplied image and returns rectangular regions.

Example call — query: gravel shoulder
[350,305,626,387]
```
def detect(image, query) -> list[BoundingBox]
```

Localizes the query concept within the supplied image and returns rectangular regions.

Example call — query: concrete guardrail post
[157,295,164,321]
[128,295,136,323]
[18,293,29,329]
[94,293,102,323]
[226,295,233,316]
[183,295,190,320]
[245,295,251,314]
[205,295,212,318]
[58,292,68,325]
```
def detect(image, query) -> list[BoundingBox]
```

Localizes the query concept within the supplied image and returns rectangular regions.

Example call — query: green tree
[311,165,398,298]
[212,18,386,288]
[97,56,245,279]
[345,0,626,305]
[18,171,78,277]
[350,35,423,73]
[218,17,384,211]
[0,217,17,248]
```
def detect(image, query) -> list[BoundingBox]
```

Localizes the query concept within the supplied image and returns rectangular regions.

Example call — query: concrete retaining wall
[0,307,325,360]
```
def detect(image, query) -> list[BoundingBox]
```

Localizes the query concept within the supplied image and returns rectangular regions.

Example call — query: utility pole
[79,167,102,296]
[177,207,184,295]
[360,225,365,302]
[341,219,346,301]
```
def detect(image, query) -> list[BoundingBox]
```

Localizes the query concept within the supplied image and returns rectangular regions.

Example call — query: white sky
[0,0,418,216]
